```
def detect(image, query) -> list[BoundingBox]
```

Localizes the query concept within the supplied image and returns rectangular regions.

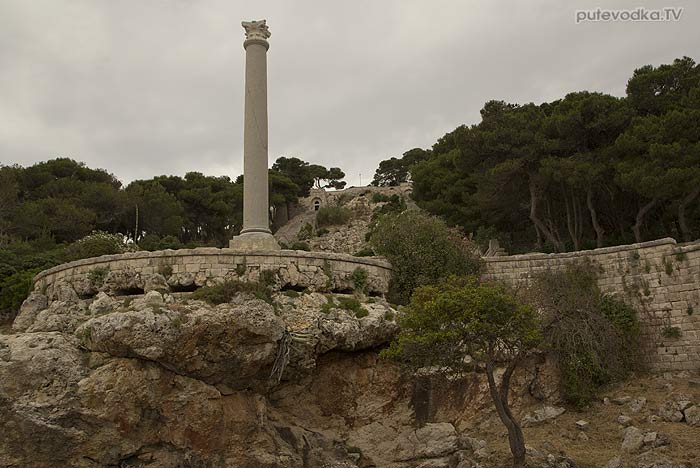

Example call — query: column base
[229,231,280,251]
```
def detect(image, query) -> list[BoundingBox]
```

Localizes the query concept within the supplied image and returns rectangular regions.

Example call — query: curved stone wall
[32,249,392,301]
[483,238,700,372]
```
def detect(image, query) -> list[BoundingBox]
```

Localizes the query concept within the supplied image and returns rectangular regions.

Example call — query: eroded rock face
[2,286,555,468]
[0,332,89,467]
[3,288,413,467]
[77,296,285,391]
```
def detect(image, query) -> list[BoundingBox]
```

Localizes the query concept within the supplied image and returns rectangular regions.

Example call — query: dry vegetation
[478,374,700,467]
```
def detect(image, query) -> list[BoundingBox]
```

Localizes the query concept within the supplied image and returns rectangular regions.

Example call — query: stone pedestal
[230,19,280,250]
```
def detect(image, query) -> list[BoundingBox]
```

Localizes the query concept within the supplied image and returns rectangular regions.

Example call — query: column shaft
[241,41,270,234]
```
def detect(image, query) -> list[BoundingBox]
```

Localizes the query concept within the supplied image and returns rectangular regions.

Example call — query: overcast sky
[1,0,698,187]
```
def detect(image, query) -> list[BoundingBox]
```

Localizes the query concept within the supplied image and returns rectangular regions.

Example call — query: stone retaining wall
[32,249,392,301]
[483,238,700,371]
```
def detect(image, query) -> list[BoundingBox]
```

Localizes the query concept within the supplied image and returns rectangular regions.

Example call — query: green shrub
[191,280,272,305]
[283,290,300,298]
[259,270,277,288]
[371,192,391,203]
[664,258,674,276]
[0,268,40,317]
[138,234,182,251]
[87,266,109,289]
[350,267,369,293]
[336,296,368,317]
[290,241,311,251]
[321,296,334,314]
[369,210,482,304]
[65,231,134,261]
[316,227,330,236]
[316,206,352,227]
[353,247,375,257]
[662,326,682,339]
[298,223,313,240]
[158,264,174,277]
[529,262,641,408]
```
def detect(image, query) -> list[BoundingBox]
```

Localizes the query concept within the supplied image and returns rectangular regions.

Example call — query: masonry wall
[33,248,392,301]
[483,238,700,371]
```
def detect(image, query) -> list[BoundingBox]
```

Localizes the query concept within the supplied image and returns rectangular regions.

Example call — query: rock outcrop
[1,275,565,467]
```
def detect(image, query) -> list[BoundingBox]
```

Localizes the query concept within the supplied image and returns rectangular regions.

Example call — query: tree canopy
[0,156,344,317]
[383,276,540,467]
[379,57,700,252]
[271,157,347,195]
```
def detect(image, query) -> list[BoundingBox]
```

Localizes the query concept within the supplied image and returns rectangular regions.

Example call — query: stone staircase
[274,211,316,245]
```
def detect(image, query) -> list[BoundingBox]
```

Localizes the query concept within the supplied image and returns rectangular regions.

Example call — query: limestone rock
[522,406,566,426]
[0,332,89,467]
[654,433,671,447]
[642,431,657,447]
[77,299,285,390]
[613,396,632,405]
[392,422,460,461]
[629,397,646,413]
[634,452,684,468]
[461,435,487,452]
[416,457,453,468]
[683,405,700,426]
[604,455,624,468]
[88,291,116,315]
[143,273,169,292]
[51,281,80,302]
[658,398,686,422]
[618,415,633,426]
[621,426,644,453]
[101,268,143,294]
[25,300,91,333]
[11,290,48,332]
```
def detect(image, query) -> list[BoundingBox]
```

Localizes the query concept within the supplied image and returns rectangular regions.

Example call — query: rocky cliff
[0,268,569,468]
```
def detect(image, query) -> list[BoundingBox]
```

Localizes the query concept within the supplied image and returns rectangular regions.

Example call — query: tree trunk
[486,357,526,468]
[586,188,604,248]
[574,192,583,250]
[563,186,576,251]
[678,187,700,242]
[632,198,659,243]
[134,203,139,242]
[529,177,564,252]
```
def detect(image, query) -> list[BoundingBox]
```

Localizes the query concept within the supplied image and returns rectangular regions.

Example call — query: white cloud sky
[1,0,698,186]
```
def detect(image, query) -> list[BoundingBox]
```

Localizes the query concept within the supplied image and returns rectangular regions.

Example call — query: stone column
[230,19,280,250]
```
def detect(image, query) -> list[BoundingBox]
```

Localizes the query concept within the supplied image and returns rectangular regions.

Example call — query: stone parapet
[32,249,392,300]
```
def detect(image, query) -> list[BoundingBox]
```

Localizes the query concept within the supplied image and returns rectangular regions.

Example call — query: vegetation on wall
[190,279,273,305]
[527,261,641,407]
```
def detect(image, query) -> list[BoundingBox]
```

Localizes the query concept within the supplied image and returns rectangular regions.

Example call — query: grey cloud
[1,0,698,186]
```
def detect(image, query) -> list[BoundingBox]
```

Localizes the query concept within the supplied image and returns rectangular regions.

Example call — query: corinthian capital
[242,20,271,41]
